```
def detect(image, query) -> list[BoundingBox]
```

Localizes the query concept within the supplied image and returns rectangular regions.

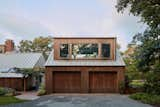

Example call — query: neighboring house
[0,39,15,53]
[45,37,125,93]
[0,40,46,91]
[0,53,46,91]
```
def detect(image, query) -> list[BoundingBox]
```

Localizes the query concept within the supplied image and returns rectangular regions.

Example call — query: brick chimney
[5,39,15,52]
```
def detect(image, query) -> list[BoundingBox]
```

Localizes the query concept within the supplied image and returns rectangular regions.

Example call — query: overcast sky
[0,0,146,51]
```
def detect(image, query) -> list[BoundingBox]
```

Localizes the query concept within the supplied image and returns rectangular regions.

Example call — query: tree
[133,28,160,72]
[116,0,160,73]
[116,0,160,29]
[123,44,142,80]
[116,0,160,94]
[18,36,52,58]
[19,40,32,52]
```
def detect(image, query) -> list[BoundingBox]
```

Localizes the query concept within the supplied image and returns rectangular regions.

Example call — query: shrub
[129,80,144,89]
[0,87,15,96]
[144,72,160,95]
[130,93,160,105]
[37,84,46,96]
[119,81,125,94]
[4,88,15,96]
[0,88,6,96]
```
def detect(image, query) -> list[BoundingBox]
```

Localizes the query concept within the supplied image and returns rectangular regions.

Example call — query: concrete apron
[15,91,40,100]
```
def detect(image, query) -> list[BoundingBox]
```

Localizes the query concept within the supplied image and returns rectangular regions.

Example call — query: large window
[72,44,98,59]
[60,44,69,58]
[101,44,110,58]
[59,43,111,59]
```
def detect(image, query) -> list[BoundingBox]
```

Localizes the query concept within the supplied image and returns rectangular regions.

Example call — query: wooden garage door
[89,72,117,93]
[53,72,81,93]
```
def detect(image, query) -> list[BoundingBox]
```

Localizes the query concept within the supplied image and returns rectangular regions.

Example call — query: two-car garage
[45,37,125,94]
[48,68,121,93]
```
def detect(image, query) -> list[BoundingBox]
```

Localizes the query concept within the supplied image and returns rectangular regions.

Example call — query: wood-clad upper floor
[53,37,117,60]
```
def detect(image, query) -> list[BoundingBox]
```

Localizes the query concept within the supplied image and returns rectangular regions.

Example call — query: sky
[0,0,146,51]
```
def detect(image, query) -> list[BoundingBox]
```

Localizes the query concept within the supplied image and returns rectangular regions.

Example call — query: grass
[129,92,160,105]
[0,96,26,105]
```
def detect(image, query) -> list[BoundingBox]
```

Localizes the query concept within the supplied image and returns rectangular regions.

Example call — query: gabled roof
[0,53,45,70]
[45,50,125,66]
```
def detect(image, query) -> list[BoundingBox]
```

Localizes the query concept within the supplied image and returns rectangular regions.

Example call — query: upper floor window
[101,44,110,58]
[72,44,98,59]
[60,44,69,58]
[59,43,111,59]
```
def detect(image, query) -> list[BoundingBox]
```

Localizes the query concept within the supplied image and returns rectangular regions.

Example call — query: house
[0,39,15,53]
[0,40,46,91]
[45,37,125,93]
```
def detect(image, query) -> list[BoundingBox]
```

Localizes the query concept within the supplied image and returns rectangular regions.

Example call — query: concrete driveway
[2,94,152,107]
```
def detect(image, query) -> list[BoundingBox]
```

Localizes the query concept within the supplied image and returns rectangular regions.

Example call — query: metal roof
[53,36,116,39]
[45,50,125,66]
[0,53,45,70]
[0,73,24,78]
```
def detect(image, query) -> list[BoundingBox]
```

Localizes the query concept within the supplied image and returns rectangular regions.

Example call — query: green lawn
[0,96,26,105]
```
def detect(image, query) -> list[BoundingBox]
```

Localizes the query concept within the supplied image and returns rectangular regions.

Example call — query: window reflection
[60,44,69,58]
[101,44,110,58]
[72,44,98,59]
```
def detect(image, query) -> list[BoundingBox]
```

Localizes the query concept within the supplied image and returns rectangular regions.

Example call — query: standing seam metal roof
[45,50,125,66]
[0,53,45,70]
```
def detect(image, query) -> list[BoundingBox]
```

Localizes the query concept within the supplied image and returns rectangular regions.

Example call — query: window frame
[71,43,99,59]
[58,43,112,60]
[59,43,69,59]
[101,43,111,59]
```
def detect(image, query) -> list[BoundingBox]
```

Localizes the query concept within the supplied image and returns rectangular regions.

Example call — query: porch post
[23,78,26,92]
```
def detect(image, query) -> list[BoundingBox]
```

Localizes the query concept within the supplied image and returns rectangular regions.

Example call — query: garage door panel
[53,72,81,93]
[89,72,117,93]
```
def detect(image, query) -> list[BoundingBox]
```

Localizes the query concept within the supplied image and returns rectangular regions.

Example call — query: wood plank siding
[0,77,32,91]
[45,66,125,94]
[53,37,116,60]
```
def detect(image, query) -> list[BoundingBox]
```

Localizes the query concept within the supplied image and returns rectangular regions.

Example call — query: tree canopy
[116,0,160,28]
[133,28,160,72]
[116,0,160,94]
[116,0,160,72]
[18,36,52,58]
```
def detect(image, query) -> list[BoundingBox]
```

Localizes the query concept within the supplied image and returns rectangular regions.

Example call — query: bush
[119,81,125,94]
[129,80,144,89]
[144,72,160,95]
[130,93,160,105]
[0,88,6,96]
[0,87,15,96]
[4,88,15,96]
[37,84,46,96]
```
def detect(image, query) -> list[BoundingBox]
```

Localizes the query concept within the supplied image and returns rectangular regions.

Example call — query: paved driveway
[2,94,152,107]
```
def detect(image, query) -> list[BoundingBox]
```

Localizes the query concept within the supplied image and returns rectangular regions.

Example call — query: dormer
[53,37,116,60]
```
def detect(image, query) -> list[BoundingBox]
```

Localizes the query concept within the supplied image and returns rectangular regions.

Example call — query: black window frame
[101,43,111,58]
[59,44,69,58]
